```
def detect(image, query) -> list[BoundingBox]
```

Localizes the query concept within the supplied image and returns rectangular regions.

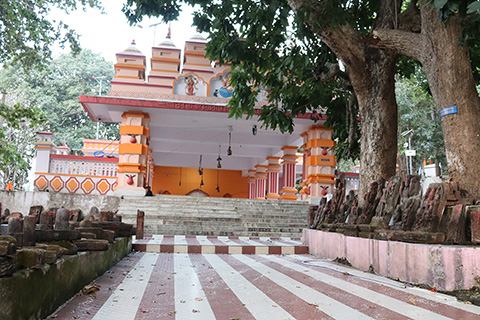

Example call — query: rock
[391,176,422,230]
[28,206,43,222]
[1,208,10,223]
[100,211,115,222]
[23,215,36,247]
[43,250,57,264]
[39,211,55,230]
[35,243,69,257]
[54,208,70,231]
[15,248,45,268]
[35,230,80,242]
[356,178,385,225]
[308,205,318,228]
[76,228,115,242]
[69,209,83,222]
[88,207,101,220]
[374,230,445,244]
[74,239,109,251]
[444,204,468,244]
[80,232,96,239]
[467,206,480,244]
[44,241,78,255]
[371,176,402,228]
[7,217,23,247]
[413,183,447,233]
[330,174,346,223]
[0,256,17,276]
[0,239,16,256]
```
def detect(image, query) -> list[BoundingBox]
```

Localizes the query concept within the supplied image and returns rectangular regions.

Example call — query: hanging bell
[227,146,232,156]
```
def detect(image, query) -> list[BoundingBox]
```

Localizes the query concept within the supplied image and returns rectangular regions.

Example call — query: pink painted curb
[303,228,480,291]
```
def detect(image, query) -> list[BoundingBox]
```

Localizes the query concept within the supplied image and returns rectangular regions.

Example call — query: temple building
[34,32,349,201]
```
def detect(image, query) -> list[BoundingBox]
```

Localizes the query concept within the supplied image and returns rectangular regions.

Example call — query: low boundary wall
[0,191,120,216]
[303,228,479,292]
[0,237,132,320]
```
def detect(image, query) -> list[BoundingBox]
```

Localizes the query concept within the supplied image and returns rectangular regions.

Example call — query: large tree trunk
[420,8,480,199]
[350,51,398,203]
[374,1,480,199]
[293,1,399,204]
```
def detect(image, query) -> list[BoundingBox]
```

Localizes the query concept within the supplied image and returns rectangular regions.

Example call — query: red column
[280,146,298,200]
[266,157,281,200]
[255,165,268,200]
[247,169,256,199]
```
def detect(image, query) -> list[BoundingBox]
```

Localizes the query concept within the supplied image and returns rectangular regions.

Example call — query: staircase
[117,195,309,237]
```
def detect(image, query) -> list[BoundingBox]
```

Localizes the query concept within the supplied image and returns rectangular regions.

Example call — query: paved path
[48,252,480,319]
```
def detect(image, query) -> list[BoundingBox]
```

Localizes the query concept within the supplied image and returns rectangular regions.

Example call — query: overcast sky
[50,0,199,63]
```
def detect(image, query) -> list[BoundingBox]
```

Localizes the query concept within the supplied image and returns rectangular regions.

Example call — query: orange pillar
[266,157,281,200]
[255,165,267,200]
[304,125,336,199]
[248,169,257,199]
[280,146,298,200]
[117,111,151,195]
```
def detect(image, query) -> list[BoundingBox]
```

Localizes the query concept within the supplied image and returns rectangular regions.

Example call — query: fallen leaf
[168,311,176,316]
[195,297,203,301]
[82,284,101,295]
[408,297,417,305]
[192,309,200,313]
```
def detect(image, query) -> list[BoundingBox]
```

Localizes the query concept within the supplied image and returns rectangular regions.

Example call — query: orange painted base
[280,194,298,200]
[266,193,280,199]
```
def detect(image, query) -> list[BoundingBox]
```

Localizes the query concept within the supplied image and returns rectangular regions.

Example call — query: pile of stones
[310,174,480,245]
[0,205,133,277]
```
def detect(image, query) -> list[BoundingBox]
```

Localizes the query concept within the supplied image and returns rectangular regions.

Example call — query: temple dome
[117,40,145,57]
[188,31,207,42]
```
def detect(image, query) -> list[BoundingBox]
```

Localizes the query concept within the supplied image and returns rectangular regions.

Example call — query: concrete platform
[133,235,308,255]
[47,252,480,319]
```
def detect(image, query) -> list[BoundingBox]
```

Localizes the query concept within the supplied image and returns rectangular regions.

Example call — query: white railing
[49,158,118,177]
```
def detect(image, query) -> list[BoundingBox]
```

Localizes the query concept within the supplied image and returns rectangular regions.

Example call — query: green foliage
[0,102,46,189]
[0,50,118,152]
[0,0,102,68]
[123,0,362,162]
[395,68,446,171]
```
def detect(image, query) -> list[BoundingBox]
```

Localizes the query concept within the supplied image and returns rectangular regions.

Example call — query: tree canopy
[0,0,102,68]
[0,102,45,190]
[0,49,118,152]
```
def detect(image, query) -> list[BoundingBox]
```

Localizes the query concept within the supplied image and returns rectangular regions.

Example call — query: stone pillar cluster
[117,111,151,195]
[266,157,281,200]
[280,146,298,200]
[254,165,268,200]
[301,125,336,200]
[247,169,257,199]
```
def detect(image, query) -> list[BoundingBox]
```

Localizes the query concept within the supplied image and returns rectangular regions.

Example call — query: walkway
[48,251,480,319]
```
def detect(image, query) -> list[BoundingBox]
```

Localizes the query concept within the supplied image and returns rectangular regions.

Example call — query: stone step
[118,194,309,237]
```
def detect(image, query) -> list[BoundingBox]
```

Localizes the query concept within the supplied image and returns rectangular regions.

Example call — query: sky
[50,0,199,64]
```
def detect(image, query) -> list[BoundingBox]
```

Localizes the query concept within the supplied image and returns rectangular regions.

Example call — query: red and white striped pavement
[133,235,308,255]
[48,252,480,320]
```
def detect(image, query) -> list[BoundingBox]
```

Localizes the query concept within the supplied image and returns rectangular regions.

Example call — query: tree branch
[372,29,426,62]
